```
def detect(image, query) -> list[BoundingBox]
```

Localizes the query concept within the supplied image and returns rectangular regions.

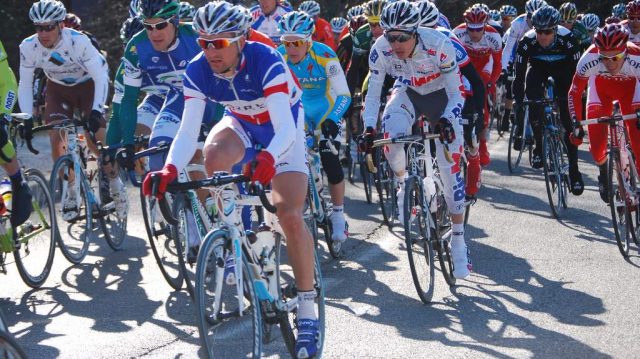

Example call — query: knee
[320,140,344,185]
[276,206,305,231]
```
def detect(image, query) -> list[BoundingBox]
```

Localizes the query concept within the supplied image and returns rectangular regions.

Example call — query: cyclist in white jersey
[250,0,292,45]
[18,0,109,164]
[624,1,640,45]
[502,0,547,71]
[360,1,471,279]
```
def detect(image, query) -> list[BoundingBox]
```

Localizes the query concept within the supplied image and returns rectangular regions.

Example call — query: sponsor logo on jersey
[4,91,15,111]
[152,56,159,63]
[179,60,187,67]
[370,49,379,64]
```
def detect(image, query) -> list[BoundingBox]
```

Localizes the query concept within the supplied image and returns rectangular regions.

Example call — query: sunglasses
[35,23,58,32]
[282,38,308,48]
[143,17,172,31]
[535,28,555,35]
[467,26,484,32]
[385,32,413,43]
[197,35,243,50]
[599,50,626,62]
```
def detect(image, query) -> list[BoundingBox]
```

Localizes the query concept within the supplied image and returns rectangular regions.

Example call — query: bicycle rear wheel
[608,153,636,258]
[13,168,55,288]
[98,170,127,251]
[432,189,456,286]
[195,229,262,358]
[375,149,396,228]
[403,176,435,304]
[171,192,197,298]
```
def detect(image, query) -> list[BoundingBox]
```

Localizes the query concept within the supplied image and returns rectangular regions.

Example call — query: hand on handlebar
[142,164,178,199]
[243,151,276,186]
[434,118,456,144]
[357,126,377,153]
[569,119,585,147]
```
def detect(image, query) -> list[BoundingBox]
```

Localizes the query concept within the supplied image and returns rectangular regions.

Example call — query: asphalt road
[2,131,639,358]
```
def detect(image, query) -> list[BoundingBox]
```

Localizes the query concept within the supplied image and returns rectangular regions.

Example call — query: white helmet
[298,1,321,17]
[193,1,249,36]
[415,0,440,28]
[29,0,67,24]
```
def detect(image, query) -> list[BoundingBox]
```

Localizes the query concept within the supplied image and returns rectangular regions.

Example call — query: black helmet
[121,17,144,44]
[531,6,560,30]
[380,0,421,32]
[138,0,180,20]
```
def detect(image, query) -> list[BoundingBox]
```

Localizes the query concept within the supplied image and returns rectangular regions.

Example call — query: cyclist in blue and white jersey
[277,11,352,252]
[144,2,320,357]
[250,0,292,45]
[360,1,471,279]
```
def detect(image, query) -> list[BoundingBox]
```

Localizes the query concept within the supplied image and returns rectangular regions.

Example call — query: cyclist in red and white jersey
[297,0,336,50]
[623,1,640,45]
[454,5,502,167]
[569,24,640,203]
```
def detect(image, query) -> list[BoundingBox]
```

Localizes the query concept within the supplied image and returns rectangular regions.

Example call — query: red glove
[569,123,585,147]
[142,164,178,199]
[244,151,276,186]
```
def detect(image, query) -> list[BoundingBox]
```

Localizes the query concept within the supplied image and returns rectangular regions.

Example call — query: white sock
[332,205,344,213]
[297,290,317,321]
[452,223,465,243]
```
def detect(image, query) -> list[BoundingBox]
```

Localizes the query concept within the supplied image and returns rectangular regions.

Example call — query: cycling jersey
[0,41,17,117]
[17,28,108,116]
[453,24,502,84]
[568,21,591,51]
[438,13,451,30]
[488,19,504,37]
[502,14,530,71]
[167,41,304,172]
[622,21,640,45]
[248,28,276,48]
[250,4,292,46]
[313,17,336,51]
[278,41,351,130]
[347,23,376,93]
[336,32,353,71]
[363,27,464,129]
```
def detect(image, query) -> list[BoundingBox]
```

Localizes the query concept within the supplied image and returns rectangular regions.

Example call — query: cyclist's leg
[77,80,107,156]
[461,99,481,198]
[524,67,546,168]
[42,81,74,162]
[0,124,31,227]
[148,91,183,171]
[619,79,640,171]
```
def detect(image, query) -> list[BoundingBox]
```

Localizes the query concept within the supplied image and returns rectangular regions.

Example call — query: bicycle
[0,114,56,288]
[508,100,535,173]
[579,101,640,258]
[156,172,325,358]
[372,120,457,304]
[43,114,123,264]
[0,309,27,359]
[366,141,397,228]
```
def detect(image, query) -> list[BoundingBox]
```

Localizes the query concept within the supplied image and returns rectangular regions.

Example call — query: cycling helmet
[581,13,601,32]
[559,2,578,23]
[472,3,490,13]
[129,0,140,17]
[193,1,249,35]
[29,0,67,24]
[121,16,144,43]
[364,0,388,22]
[500,5,518,17]
[594,23,629,51]
[612,3,626,18]
[463,6,489,28]
[298,1,321,17]
[236,5,255,33]
[488,9,501,22]
[605,16,622,24]
[627,0,640,17]
[380,0,420,32]
[179,2,196,21]
[349,15,368,34]
[138,0,180,20]
[531,6,560,30]
[63,13,82,30]
[330,17,348,34]
[281,0,292,8]
[346,5,364,21]
[525,0,547,16]
[278,11,315,37]
[415,0,439,28]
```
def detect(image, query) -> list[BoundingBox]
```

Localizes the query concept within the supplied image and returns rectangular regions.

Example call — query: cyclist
[500,5,518,32]
[488,9,504,36]
[250,0,292,45]
[278,11,352,252]
[297,1,336,50]
[613,3,627,20]
[416,0,486,200]
[454,5,502,167]
[559,2,591,51]
[580,13,601,43]
[18,0,109,219]
[178,1,196,22]
[569,24,640,203]
[237,5,276,48]
[360,1,471,279]
[336,14,367,72]
[512,6,584,195]
[348,0,387,96]
[330,17,348,45]
[0,40,32,228]
[144,3,320,357]
[624,1,640,45]
[339,5,364,40]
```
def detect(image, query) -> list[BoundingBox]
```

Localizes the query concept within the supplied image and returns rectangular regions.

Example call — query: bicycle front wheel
[171,192,197,298]
[403,176,435,304]
[609,153,636,258]
[507,121,526,173]
[542,133,566,218]
[13,168,56,288]
[375,149,396,228]
[195,229,262,358]
[432,190,456,287]
[98,170,127,251]
[358,151,373,204]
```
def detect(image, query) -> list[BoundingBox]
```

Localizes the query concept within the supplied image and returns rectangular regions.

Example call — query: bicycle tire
[358,151,373,204]
[0,331,28,359]
[280,249,325,359]
[432,187,456,287]
[375,150,396,228]
[543,133,563,218]
[321,199,340,259]
[195,229,262,358]
[140,186,184,290]
[98,169,127,251]
[13,168,56,288]
[304,183,320,248]
[608,152,635,258]
[507,121,526,173]
[403,176,435,304]
[50,155,91,264]
[171,192,197,298]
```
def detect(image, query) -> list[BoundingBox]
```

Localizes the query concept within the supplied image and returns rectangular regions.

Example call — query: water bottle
[311,154,323,195]
[0,179,12,214]
[422,177,437,213]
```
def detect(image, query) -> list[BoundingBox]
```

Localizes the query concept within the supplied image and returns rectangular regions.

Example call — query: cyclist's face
[282,36,310,64]
[369,21,384,39]
[501,16,513,29]
[259,0,277,14]
[35,22,62,48]
[200,33,244,75]
[560,21,574,30]
[144,17,176,51]
[628,15,640,33]
[467,26,485,42]
[535,29,555,48]
[600,50,625,75]
[385,31,416,60]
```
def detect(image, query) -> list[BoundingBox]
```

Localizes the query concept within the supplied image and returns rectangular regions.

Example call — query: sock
[297,290,317,321]
[9,169,23,187]
[332,205,343,213]
[452,223,465,243]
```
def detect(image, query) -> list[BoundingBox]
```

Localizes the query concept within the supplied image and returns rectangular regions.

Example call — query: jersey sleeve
[76,34,109,112]
[0,42,17,116]
[437,38,464,123]
[324,56,351,123]
[512,38,529,102]
[119,37,143,145]
[502,25,520,71]
[17,41,36,116]
[568,50,595,122]
[362,42,387,129]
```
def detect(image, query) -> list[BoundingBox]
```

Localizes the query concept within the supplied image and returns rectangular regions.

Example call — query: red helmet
[63,13,81,30]
[349,14,367,34]
[594,24,629,51]
[463,6,488,28]
[627,0,640,17]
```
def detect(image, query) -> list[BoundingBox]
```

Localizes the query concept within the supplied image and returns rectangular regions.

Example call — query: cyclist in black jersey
[512,6,584,195]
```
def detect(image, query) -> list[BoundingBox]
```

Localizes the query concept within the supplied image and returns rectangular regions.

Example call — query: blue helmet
[278,11,315,37]
[129,0,140,17]
[298,1,321,17]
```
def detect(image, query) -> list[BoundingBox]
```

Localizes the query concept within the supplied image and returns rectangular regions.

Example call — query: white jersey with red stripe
[622,21,640,45]
[453,24,502,78]
[363,27,464,128]
[250,4,292,46]
[568,43,640,121]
